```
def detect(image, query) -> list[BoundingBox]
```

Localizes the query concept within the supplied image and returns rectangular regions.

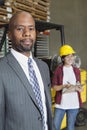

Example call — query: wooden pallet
[33,2,48,12]
[33,0,50,2]
[0,0,50,23]
[15,0,33,7]
[34,0,50,7]
[0,5,12,24]
[0,14,9,23]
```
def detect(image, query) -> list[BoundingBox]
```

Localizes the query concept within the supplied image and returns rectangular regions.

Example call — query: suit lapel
[35,58,52,129]
[6,53,40,111]
[34,58,51,106]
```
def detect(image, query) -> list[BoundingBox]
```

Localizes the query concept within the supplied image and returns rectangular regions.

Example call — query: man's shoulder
[34,57,49,70]
[34,57,46,64]
[0,53,12,68]
[0,56,7,64]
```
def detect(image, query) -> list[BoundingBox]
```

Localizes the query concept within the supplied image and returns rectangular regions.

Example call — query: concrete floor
[75,125,87,130]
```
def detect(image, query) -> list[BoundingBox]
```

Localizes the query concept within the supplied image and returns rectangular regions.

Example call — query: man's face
[8,13,36,55]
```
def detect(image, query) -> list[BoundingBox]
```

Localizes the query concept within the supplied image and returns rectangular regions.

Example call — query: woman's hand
[75,84,84,92]
[64,84,71,88]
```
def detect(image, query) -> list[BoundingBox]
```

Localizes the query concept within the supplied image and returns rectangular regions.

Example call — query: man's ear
[8,31,12,40]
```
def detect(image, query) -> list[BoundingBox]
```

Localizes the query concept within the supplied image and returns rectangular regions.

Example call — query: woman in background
[52,44,83,130]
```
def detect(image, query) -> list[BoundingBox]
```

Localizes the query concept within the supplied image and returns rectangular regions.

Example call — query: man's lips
[21,39,33,45]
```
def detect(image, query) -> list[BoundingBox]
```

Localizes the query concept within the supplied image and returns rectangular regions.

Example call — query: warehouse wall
[49,0,87,69]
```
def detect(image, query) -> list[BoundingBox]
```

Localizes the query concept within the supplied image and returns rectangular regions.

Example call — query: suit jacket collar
[6,53,41,113]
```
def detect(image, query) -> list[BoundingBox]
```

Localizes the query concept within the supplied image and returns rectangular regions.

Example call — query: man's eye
[17,28,23,31]
[29,27,35,31]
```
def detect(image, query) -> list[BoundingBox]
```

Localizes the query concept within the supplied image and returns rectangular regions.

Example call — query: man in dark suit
[0,11,55,130]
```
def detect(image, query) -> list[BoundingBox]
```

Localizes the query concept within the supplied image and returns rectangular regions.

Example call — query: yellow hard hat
[59,44,75,57]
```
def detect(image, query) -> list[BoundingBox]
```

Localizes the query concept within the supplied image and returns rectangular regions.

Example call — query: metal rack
[35,20,65,44]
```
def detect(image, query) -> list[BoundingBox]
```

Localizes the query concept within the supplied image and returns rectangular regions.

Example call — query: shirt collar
[11,48,33,64]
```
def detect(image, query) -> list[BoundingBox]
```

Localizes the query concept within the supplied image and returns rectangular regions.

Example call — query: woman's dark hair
[61,54,75,64]
[61,56,66,64]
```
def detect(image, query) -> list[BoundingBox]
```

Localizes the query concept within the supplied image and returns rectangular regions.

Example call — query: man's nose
[23,28,31,37]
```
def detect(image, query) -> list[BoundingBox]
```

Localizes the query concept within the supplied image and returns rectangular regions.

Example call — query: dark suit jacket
[0,53,55,130]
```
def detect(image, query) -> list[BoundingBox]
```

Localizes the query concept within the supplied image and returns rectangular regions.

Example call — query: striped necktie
[28,58,45,130]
